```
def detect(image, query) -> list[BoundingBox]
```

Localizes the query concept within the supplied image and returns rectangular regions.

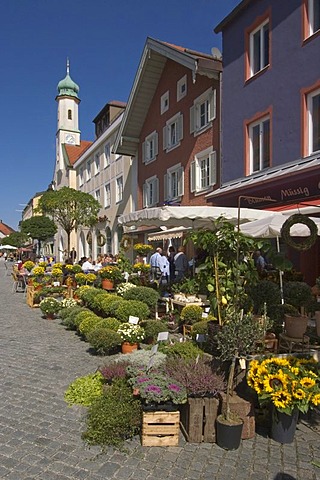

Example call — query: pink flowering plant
[129,372,187,405]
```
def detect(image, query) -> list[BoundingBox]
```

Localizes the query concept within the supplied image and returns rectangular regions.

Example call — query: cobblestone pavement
[0,260,319,480]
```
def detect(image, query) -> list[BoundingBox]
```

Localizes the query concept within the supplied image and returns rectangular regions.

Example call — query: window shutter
[190,105,195,133]
[190,161,196,193]
[178,114,183,141]
[209,151,217,186]
[154,177,159,205]
[208,89,216,121]
[163,126,167,150]
[142,141,146,163]
[143,184,147,208]
[164,173,168,201]
[177,167,184,197]
[154,132,158,157]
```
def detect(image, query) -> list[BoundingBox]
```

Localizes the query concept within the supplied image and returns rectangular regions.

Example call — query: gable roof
[114,37,222,156]
[64,140,92,166]
[0,221,15,236]
[214,0,252,33]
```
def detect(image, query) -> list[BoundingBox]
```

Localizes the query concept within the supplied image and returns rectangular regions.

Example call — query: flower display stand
[180,397,219,443]
[219,393,255,439]
[26,286,39,308]
[142,411,180,446]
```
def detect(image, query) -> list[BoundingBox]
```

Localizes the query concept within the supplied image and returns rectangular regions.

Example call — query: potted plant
[133,243,153,257]
[247,355,320,443]
[98,266,123,290]
[39,297,61,319]
[283,281,312,337]
[117,322,145,353]
[23,260,35,272]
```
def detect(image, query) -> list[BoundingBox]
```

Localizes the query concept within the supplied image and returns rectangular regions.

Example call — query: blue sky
[0,0,239,230]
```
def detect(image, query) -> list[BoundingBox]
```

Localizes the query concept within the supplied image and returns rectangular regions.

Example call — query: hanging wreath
[97,233,106,247]
[120,235,132,251]
[281,214,317,251]
[86,231,92,245]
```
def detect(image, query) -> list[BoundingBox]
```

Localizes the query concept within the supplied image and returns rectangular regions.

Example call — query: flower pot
[142,401,178,412]
[270,406,299,444]
[102,279,114,290]
[216,414,243,450]
[46,313,55,320]
[121,342,138,354]
[284,314,308,338]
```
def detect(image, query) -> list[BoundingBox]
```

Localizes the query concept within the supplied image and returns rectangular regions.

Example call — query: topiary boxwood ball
[123,286,160,309]
[115,299,150,322]
[87,328,122,355]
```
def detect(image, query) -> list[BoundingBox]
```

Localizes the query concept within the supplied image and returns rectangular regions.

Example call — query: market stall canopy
[0,244,17,250]
[239,213,320,238]
[147,226,190,241]
[118,206,278,229]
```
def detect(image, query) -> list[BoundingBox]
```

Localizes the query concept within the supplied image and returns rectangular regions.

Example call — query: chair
[11,271,27,294]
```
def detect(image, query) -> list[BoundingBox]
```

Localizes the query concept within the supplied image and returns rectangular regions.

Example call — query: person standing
[158,251,170,284]
[149,247,162,281]
[167,245,176,281]
[70,247,77,264]
[174,246,188,282]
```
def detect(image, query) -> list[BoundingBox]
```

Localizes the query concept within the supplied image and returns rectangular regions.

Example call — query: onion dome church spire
[57,58,80,99]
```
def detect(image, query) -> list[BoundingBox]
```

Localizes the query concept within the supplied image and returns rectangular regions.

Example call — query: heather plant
[165,357,225,397]
[86,328,122,355]
[115,299,150,322]
[99,361,130,382]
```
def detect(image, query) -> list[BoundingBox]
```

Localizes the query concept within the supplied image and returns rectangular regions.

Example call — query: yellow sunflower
[300,377,316,388]
[292,388,306,400]
[272,390,292,410]
[263,372,288,393]
[311,393,320,406]
[253,378,265,395]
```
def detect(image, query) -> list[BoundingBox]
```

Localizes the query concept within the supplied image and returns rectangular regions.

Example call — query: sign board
[128,315,139,324]
[157,331,169,342]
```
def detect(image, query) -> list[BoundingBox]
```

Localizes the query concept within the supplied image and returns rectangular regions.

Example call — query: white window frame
[86,160,91,181]
[249,19,269,77]
[104,143,111,168]
[94,188,101,203]
[142,131,158,164]
[308,0,320,36]
[190,147,217,193]
[116,175,123,203]
[105,226,112,253]
[94,153,100,176]
[79,166,84,187]
[177,74,187,102]
[104,183,111,208]
[164,164,184,202]
[248,115,271,173]
[161,91,169,114]
[307,87,320,154]
[143,175,159,208]
[163,112,183,152]
[190,88,216,135]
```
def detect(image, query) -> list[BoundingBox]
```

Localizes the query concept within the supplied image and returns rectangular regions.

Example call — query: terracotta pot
[284,314,308,338]
[46,313,55,320]
[102,279,114,290]
[121,342,138,354]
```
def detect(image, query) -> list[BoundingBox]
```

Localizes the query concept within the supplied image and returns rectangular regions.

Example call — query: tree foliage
[1,231,28,248]
[21,216,57,242]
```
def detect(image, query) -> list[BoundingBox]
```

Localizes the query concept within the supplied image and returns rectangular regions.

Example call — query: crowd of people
[148,245,189,284]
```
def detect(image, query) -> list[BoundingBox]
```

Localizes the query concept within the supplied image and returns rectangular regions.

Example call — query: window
[86,160,91,181]
[105,227,112,253]
[307,88,320,154]
[68,109,72,120]
[249,20,269,77]
[104,183,111,208]
[307,0,320,37]
[190,148,217,193]
[79,166,84,187]
[161,91,169,114]
[94,153,100,175]
[104,143,110,168]
[142,131,158,163]
[163,113,183,151]
[248,116,270,173]
[177,75,187,101]
[143,176,159,207]
[116,176,123,203]
[94,189,101,203]
[190,89,216,135]
[164,165,184,201]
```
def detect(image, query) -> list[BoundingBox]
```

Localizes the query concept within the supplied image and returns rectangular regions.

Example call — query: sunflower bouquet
[247,356,320,415]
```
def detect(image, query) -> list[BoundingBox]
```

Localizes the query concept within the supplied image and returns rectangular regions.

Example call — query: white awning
[147,226,190,241]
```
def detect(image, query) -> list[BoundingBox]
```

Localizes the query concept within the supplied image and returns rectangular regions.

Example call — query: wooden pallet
[142,411,180,446]
[180,397,219,443]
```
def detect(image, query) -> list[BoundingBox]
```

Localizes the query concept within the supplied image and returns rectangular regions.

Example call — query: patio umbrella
[0,245,17,250]
[239,213,320,238]
[118,205,279,229]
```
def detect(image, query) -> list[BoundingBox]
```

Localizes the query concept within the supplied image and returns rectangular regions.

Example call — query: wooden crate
[180,397,219,443]
[142,411,180,447]
[220,393,255,439]
[26,286,39,308]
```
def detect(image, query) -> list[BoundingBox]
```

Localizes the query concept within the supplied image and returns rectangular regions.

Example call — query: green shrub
[95,317,121,332]
[191,320,209,338]
[74,310,99,330]
[283,281,313,309]
[91,292,110,312]
[248,280,281,314]
[180,304,203,325]
[115,299,150,322]
[87,328,122,355]
[82,378,142,449]
[141,319,168,342]
[80,287,104,308]
[78,314,102,337]
[123,286,160,308]
[64,371,104,407]
[60,306,89,330]
[99,295,124,317]
[160,340,204,359]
